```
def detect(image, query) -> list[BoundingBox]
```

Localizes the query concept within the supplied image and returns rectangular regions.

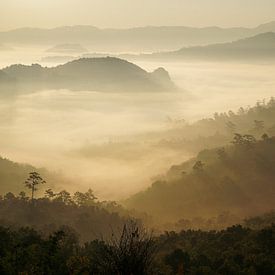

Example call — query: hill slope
[125,136,275,222]
[0,156,72,196]
[149,32,275,61]
[0,57,175,93]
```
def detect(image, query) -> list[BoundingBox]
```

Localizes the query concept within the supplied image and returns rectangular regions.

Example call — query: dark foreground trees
[95,221,156,274]
[0,221,156,275]
[0,223,274,274]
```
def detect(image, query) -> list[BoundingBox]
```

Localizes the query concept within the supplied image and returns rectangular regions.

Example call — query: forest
[0,192,274,274]
[1,98,275,275]
[1,2,275,273]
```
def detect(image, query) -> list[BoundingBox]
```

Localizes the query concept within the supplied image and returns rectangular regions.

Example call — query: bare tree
[97,220,156,275]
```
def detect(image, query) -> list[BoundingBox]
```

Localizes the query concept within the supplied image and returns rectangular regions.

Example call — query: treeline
[157,98,275,154]
[156,224,275,274]
[0,222,274,274]
[0,186,135,242]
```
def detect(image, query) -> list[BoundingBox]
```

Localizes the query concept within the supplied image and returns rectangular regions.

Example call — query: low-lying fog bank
[1,54,275,199]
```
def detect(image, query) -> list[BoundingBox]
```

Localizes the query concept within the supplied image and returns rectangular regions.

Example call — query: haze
[1,1,275,272]
[1,0,275,30]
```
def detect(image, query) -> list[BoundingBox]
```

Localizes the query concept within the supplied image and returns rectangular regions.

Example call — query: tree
[96,221,156,275]
[165,249,190,274]
[232,133,256,148]
[24,172,45,202]
[18,191,28,201]
[193,161,204,172]
[73,189,97,206]
[44,188,56,199]
[55,190,73,205]
[262,133,269,141]
[4,192,16,201]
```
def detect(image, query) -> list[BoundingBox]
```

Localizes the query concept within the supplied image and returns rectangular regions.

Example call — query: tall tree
[24,172,45,202]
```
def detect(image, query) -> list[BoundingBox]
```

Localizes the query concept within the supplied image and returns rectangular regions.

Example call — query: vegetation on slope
[0,57,176,94]
[126,135,275,223]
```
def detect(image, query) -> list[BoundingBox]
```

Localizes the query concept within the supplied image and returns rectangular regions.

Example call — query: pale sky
[0,0,275,31]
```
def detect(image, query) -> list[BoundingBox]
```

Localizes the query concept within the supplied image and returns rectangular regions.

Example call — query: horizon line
[1,20,275,33]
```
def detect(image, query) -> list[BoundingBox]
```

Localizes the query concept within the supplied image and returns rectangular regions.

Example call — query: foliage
[157,224,275,274]
[0,189,131,242]
[126,136,275,223]
[24,172,46,202]
[0,223,274,274]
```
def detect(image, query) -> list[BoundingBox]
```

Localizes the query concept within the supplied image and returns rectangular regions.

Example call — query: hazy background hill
[1,21,275,52]
[45,43,88,54]
[148,32,275,61]
[0,156,72,195]
[0,57,175,93]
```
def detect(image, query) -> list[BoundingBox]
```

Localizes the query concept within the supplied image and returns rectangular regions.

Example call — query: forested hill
[0,57,175,94]
[0,156,70,195]
[125,135,275,222]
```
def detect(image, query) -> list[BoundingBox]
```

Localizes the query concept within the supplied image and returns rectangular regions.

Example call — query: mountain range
[1,21,275,52]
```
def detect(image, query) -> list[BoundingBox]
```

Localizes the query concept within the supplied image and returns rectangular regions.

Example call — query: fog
[1,48,275,199]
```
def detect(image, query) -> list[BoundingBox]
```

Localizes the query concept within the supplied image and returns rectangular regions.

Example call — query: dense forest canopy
[0,220,274,274]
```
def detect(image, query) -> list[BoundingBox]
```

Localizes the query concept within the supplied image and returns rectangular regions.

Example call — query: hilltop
[0,57,176,93]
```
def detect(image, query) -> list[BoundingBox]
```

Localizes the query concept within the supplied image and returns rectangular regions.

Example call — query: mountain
[146,32,275,61]
[1,21,275,52]
[46,43,88,54]
[125,137,275,222]
[255,21,275,33]
[0,57,176,93]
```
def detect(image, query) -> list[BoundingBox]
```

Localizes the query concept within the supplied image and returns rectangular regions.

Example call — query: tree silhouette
[24,172,45,202]
[193,161,204,172]
[73,189,97,206]
[232,133,256,147]
[97,221,156,274]
[44,188,56,199]
[262,133,269,141]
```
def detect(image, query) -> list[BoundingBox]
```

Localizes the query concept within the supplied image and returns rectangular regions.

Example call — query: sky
[0,0,275,31]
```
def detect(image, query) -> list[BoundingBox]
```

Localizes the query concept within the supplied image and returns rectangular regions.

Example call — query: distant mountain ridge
[140,32,275,61]
[46,43,88,54]
[0,57,176,93]
[1,21,275,52]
